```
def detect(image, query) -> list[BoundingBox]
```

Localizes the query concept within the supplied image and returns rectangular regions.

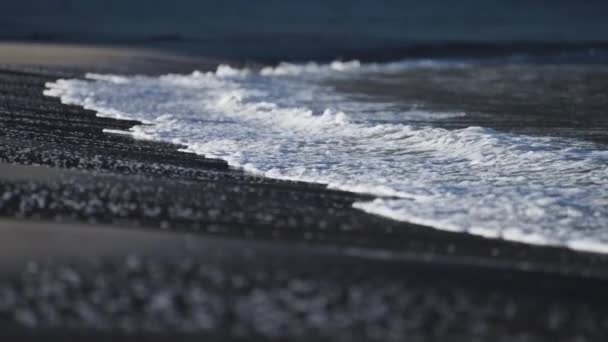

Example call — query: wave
[44,60,608,253]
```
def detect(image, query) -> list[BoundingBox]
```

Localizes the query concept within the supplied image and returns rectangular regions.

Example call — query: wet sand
[1,43,608,341]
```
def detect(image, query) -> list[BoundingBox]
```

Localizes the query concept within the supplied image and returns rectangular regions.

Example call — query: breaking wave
[44,60,608,253]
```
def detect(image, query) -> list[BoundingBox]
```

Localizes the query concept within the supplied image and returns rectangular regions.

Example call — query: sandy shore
[0,42,222,74]
[1,43,608,341]
[0,42,155,64]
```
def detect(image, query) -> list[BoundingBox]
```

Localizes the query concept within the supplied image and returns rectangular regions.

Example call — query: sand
[0,42,221,74]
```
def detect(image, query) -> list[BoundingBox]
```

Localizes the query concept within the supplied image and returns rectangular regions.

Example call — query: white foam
[260,60,362,76]
[44,61,608,254]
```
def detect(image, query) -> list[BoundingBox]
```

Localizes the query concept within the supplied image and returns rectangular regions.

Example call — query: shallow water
[45,60,608,253]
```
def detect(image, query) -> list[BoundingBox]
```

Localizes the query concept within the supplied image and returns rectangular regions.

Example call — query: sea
[5,0,608,253]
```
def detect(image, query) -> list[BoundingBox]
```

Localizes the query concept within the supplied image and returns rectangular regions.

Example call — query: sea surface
[45,56,608,253]
[2,0,608,61]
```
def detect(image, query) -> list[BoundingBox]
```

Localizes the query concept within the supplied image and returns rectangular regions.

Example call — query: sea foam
[44,61,608,253]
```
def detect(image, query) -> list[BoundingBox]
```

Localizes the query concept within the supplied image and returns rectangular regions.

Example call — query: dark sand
[1,43,608,341]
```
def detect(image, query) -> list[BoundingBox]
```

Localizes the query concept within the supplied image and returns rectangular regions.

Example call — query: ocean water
[2,0,608,61]
[44,58,608,253]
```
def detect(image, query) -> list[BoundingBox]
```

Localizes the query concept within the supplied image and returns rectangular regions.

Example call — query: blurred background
[1,0,608,62]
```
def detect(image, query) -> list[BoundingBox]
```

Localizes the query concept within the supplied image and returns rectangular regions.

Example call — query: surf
[44,60,608,253]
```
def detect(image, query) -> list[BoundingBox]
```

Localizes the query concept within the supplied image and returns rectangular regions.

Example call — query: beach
[0,43,608,340]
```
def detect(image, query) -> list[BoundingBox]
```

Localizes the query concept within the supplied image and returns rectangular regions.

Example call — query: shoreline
[1,42,608,340]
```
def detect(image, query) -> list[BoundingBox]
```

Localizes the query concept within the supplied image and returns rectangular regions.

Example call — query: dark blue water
[2,0,608,62]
